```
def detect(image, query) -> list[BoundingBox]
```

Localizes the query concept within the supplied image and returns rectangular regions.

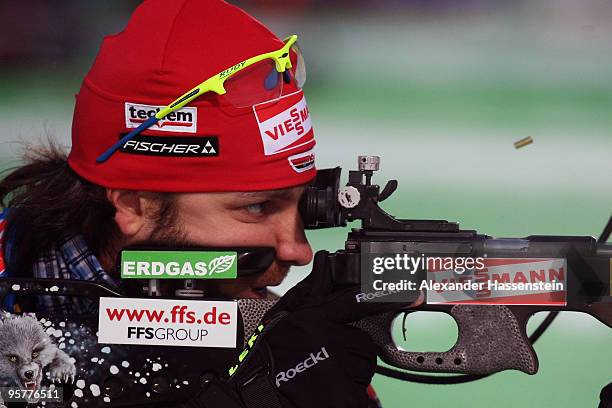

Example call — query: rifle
[0,156,610,406]
[297,156,612,383]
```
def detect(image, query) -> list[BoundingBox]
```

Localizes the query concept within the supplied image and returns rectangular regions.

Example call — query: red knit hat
[68,0,316,192]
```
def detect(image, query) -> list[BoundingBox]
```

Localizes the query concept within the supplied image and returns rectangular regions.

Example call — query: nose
[24,370,34,380]
[274,209,313,266]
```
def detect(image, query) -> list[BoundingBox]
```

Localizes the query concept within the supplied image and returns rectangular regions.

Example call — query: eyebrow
[236,188,296,200]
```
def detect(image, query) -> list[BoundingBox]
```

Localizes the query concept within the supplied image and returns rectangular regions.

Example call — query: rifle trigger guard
[353,305,539,376]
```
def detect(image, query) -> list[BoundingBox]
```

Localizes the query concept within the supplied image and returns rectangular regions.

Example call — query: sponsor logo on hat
[119,135,218,157]
[288,149,315,173]
[125,103,197,133]
[254,91,314,156]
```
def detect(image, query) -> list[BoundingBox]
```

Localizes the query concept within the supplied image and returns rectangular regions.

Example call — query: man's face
[153,186,313,299]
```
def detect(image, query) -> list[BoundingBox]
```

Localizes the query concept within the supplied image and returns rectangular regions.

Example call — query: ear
[106,189,149,238]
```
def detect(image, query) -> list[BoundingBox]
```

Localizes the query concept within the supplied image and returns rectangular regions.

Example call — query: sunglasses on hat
[96,35,305,163]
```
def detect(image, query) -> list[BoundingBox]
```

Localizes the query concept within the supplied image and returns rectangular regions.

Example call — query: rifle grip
[353,305,539,375]
[237,299,278,346]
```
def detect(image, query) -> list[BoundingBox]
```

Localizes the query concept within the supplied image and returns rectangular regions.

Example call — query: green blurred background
[1,0,611,406]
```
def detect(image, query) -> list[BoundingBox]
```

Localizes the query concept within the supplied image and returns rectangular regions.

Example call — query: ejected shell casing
[514,136,534,149]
